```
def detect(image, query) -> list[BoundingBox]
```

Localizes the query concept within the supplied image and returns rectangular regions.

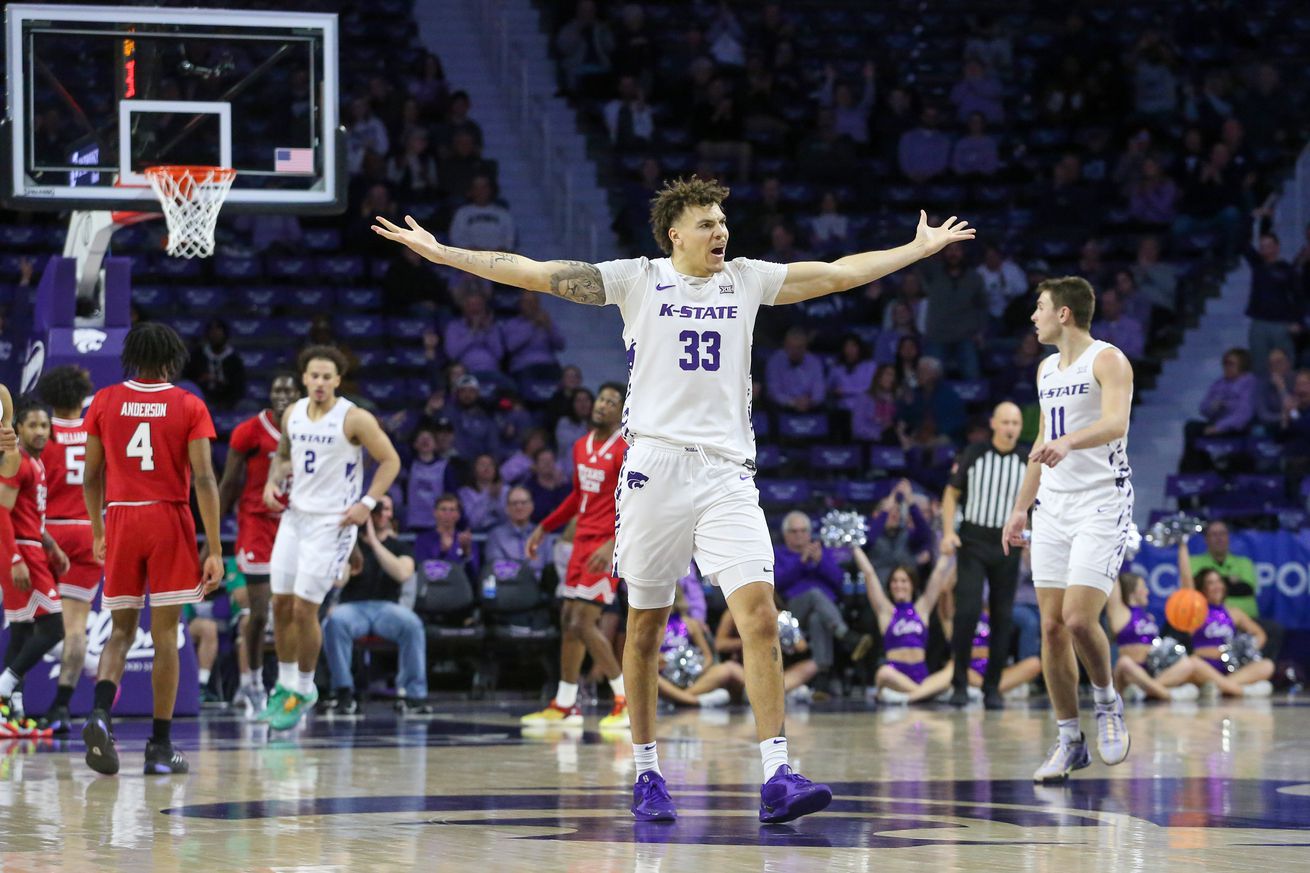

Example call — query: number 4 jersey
[84,379,216,504]
[596,256,787,463]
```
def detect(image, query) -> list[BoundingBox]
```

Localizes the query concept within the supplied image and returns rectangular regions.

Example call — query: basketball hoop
[143,165,236,259]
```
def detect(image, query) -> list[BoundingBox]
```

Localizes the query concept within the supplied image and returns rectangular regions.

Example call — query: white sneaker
[697,688,731,708]
[878,687,911,705]
[1199,682,1220,701]
[237,685,268,721]
[1033,734,1091,783]
[1123,685,1147,703]
[1094,695,1131,765]
[786,685,813,706]
[1005,682,1031,700]
[967,686,984,702]
[1242,680,1273,698]
[1169,684,1199,701]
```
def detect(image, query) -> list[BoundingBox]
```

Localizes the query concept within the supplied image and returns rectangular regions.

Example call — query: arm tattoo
[547,260,606,306]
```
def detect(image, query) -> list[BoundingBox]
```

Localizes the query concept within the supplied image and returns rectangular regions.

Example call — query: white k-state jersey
[1036,339,1133,495]
[596,256,787,463]
[286,397,364,514]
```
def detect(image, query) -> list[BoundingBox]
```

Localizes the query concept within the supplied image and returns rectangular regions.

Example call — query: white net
[144,165,236,259]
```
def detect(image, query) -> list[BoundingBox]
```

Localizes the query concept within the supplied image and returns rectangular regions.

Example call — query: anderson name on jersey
[596,256,786,463]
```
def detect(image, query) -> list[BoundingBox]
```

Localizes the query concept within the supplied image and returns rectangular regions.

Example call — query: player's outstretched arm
[774,210,975,305]
[1030,347,1133,468]
[371,215,607,305]
[189,437,225,592]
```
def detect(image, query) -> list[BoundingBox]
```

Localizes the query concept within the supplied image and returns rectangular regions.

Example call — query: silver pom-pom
[777,610,806,656]
[660,644,706,689]
[1144,513,1204,548]
[1218,633,1263,672]
[819,510,868,548]
[1146,636,1187,676]
[1123,522,1142,561]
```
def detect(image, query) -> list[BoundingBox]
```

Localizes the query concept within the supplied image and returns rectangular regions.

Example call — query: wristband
[360,495,378,511]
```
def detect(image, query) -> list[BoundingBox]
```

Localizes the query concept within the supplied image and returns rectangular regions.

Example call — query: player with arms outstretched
[374,176,973,822]
[259,346,401,731]
[81,323,225,775]
[35,365,97,734]
[1002,277,1134,783]
[522,381,630,729]
[218,372,300,717]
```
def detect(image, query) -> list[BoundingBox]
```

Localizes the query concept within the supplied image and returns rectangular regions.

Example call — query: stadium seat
[1165,472,1223,499]
[214,255,263,282]
[756,443,784,471]
[132,286,174,310]
[334,314,386,340]
[234,286,286,311]
[317,255,366,283]
[267,255,316,280]
[836,480,883,505]
[288,287,336,310]
[168,317,206,340]
[751,411,770,439]
[809,444,862,472]
[339,287,383,310]
[868,446,907,472]
[758,479,812,509]
[302,228,342,251]
[178,286,224,312]
[778,413,830,441]
[388,316,431,340]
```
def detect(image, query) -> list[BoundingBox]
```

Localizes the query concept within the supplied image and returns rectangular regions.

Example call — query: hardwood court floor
[1,696,1308,872]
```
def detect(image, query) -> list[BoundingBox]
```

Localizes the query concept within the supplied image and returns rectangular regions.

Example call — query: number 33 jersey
[84,379,216,505]
[1036,339,1133,495]
[596,256,786,463]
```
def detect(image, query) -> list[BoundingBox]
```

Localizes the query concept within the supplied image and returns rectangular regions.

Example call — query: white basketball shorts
[613,438,775,610]
[1030,481,1134,595]
[269,507,359,604]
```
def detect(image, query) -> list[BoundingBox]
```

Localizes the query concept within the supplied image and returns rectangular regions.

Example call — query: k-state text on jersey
[657,303,738,320]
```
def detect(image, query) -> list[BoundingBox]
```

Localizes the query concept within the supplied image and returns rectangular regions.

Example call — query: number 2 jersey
[1036,339,1133,495]
[84,379,216,504]
[596,256,787,464]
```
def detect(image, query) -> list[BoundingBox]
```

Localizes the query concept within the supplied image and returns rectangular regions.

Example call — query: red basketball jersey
[84,380,216,505]
[44,416,90,521]
[227,409,283,517]
[539,430,627,541]
[0,450,47,541]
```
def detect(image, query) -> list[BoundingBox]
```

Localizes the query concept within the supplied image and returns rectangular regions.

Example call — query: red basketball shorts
[235,512,280,576]
[564,534,621,605]
[2,542,62,622]
[47,520,102,601]
[102,502,204,610]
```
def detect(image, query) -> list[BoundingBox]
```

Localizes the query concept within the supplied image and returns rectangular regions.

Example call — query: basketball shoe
[759,765,833,824]
[1,698,51,739]
[268,686,318,732]
[520,701,583,727]
[1094,694,1130,765]
[143,739,190,775]
[82,709,119,775]
[256,683,292,722]
[1032,733,1091,783]
[235,684,268,721]
[631,771,677,821]
[599,695,629,729]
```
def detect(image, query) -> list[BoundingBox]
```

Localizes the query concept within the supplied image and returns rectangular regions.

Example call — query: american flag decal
[274,147,314,174]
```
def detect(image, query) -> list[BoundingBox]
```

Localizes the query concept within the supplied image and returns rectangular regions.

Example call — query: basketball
[1165,589,1209,633]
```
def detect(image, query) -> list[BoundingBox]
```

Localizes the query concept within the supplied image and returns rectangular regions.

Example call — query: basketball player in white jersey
[1001,276,1134,783]
[375,178,973,820]
[259,346,401,730]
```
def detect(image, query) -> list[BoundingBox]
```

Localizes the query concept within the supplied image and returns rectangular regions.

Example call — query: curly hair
[37,365,93,412]
[13,394,50,426]
[648,175,731,255]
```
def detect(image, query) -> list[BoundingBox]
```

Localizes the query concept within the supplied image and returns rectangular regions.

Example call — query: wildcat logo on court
[626,471,649,490]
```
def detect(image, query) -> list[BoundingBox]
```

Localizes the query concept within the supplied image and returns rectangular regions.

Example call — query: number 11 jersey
[596,256,787,464]
[84,379,216,504]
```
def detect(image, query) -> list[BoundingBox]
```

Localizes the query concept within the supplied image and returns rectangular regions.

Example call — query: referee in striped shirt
[941,401,1027,710]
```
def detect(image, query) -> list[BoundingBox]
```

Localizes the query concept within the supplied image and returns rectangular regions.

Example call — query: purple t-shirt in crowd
[501,316,565,373]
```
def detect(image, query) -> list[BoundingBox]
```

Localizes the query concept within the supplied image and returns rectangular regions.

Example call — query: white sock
[609,675,626,699]
[277,661,298,690]
[1091,683,1116,706]
[1057,717,1081,744]
[632,741,661,776]
[0,668,19,699]
[760,737,789,781]
[198,668,212,686]
[299,671,316,696]
[555,680,579,709]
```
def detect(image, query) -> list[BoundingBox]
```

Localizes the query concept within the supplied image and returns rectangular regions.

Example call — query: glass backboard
[3,4,343,213]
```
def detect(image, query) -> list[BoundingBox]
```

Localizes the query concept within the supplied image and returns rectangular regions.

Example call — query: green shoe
[268,686,318,732]
[256,684,292,723]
